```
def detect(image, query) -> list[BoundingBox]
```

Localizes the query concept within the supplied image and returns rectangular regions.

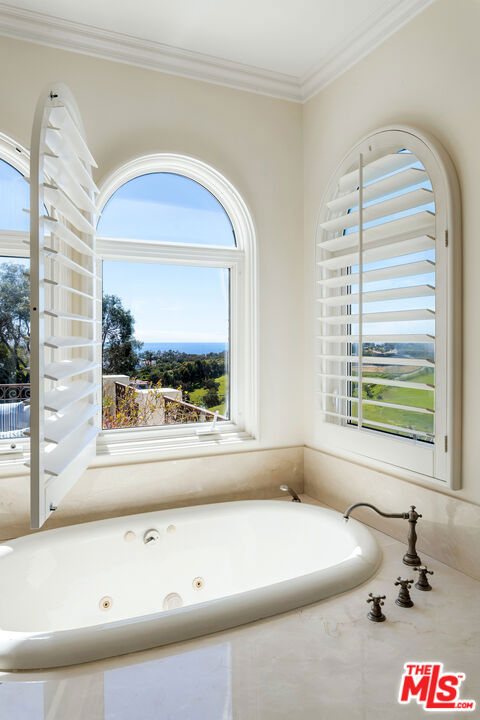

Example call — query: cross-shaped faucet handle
[414,565,434,591]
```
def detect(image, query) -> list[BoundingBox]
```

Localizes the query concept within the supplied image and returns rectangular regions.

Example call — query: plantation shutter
[27,84,101,529]
[316,148,436,444]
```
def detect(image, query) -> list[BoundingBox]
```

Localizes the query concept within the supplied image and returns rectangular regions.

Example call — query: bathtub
[0,500,380,670]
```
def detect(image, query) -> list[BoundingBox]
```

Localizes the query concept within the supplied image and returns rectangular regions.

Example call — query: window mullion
[358,152,364,431]
[97,236,242,267]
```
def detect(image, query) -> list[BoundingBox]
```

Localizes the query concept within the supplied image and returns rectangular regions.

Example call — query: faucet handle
[367,593,386,604]
[394,577,414,608]
[366,593,386,622]
[394,577,414,589]
[413,565,434,591]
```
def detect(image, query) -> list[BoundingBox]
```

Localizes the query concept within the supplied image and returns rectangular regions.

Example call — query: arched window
[98,172,235,247]
[0,134,31,447]
[315,127,461,488]
[96,155,257,455]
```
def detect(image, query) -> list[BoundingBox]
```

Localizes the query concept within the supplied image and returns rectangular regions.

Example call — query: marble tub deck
[0,495,479,720]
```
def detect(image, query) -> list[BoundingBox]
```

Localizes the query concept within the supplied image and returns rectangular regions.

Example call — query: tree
[0,263,30,383]
[364,383,376,399]
[141,350,155,364]
[102,294,142,375]
[203,389,220,408]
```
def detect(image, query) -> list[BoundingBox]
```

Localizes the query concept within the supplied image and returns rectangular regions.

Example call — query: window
[22,85,257,527]
[96,155,257,454]
[315,127,461,488]
[0,140,31,449]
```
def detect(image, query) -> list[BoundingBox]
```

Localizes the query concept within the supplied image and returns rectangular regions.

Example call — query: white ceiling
[0,0,434,101]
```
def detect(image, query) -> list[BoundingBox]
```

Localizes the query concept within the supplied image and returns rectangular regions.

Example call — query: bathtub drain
[99,596,113,611]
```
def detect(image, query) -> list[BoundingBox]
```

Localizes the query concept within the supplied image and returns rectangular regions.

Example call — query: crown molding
[0,1,434,104]
[0,3,302,101]
[301,0,435,101]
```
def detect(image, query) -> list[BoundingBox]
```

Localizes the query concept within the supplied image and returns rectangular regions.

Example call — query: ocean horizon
[140,341,227,355]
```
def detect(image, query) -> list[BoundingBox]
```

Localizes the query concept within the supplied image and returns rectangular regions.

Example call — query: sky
[97,172,235,246]
[98,173,232,344]
[1,157,435,346]
[343,154,435,338]
[103,261,229,343]
[0,159,29,231]
[0,164,233,345]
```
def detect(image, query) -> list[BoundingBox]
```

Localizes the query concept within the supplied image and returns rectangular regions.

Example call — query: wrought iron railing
[0,383,30,403]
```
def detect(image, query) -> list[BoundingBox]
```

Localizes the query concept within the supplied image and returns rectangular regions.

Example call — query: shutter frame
[28,83,101,528]
[314,126,462,489]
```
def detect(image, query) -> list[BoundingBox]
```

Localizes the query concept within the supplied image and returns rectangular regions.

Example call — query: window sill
[0,445,29,477]
[92,423,258,467]
[306,440,451,494]
[0,425,259,475]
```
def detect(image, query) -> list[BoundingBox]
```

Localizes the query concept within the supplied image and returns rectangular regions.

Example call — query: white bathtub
[0,500,380,670]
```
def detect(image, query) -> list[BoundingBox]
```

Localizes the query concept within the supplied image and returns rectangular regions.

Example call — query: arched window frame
[0,133,31,462]
[0,132,30,257]
[95,154,259,460]
[314,126,462,490]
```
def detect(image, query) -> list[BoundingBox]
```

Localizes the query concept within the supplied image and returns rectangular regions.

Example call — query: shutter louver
[316,148,436,444]
[28,84,101,529]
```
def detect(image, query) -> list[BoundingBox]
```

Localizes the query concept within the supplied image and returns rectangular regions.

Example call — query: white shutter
[28,83,101,529]
[316,147,436,445]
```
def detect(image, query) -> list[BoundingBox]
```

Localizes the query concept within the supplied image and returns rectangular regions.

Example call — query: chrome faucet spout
[279,485,302,502]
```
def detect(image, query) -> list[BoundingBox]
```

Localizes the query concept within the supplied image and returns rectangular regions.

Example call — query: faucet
[279,485,302,502]
[343,502,422,566]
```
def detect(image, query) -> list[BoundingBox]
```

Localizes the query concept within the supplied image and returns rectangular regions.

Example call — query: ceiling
[0,0,434,101]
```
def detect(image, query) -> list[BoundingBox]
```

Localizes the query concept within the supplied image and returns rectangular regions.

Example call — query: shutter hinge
[444,435,448,453]
[444,229,449,247]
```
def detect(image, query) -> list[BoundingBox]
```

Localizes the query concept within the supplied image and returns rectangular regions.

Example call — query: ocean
[140,342,227,355]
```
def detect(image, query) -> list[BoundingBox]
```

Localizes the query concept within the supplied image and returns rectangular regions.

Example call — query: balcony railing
[113,381,226,426]
[0,383,30,403]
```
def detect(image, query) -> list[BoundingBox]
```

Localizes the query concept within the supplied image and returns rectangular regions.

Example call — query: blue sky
[0,157,435,346]
[103,261,229,343]
[0,159,29,231]
[345,155,435,338]
[97,172,235,246]
[0,163,232,345]
[98,173,232,344]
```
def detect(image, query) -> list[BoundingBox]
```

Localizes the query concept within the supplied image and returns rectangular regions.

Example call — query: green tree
[0,263,30,383]
[141,350,155,364]
[203,389,220,408]
[364,383,376,399]
[102,294,142,375]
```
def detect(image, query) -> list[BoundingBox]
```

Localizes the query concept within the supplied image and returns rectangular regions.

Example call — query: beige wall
[0,35,304,532]
[1,0,480,547]
[0,447,303,540]
[0,34,304,452]
[303,0,480,506]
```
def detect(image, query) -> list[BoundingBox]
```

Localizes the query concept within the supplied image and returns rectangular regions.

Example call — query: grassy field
[189,375,228,416]
[352,365,435,437]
